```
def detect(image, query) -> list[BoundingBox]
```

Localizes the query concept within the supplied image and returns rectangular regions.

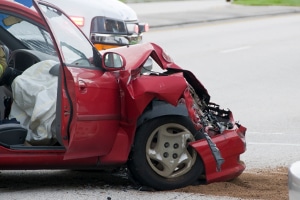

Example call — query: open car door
[33,0,121,160]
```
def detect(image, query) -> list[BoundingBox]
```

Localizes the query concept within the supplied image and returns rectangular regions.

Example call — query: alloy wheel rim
[145,123,197,178]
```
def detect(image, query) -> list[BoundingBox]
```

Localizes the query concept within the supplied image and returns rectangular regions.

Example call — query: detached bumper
[191,124,247,183]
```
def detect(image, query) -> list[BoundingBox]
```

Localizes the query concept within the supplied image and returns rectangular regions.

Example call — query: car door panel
[63,67,121,160]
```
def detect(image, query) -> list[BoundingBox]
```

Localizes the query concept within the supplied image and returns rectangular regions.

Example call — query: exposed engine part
[188,84,233,136]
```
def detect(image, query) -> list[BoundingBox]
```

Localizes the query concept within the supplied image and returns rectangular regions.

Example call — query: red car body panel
[0,146,97,170]
[191,125,247,183]
[0,0,247,185]
[61,67,122,160]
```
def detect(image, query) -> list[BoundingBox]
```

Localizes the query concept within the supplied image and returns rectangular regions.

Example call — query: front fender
[120,72,189,121]
[104,72,190,162]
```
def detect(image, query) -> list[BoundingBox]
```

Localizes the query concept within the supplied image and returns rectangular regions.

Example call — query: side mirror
[103,52,125,70]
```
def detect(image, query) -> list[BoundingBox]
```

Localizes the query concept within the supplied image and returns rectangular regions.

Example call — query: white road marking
[249,142,300,147]
[221,46,251,53]
[248,131,285,135]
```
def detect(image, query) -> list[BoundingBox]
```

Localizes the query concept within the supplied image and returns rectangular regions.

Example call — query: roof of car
[0,0,44,26]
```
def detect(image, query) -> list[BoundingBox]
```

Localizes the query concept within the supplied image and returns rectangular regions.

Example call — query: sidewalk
[128,0,300,28]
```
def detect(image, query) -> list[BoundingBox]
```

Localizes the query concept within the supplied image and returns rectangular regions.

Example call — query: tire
[128,115,204,190]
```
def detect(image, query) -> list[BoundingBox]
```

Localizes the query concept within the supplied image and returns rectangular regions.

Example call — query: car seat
[0,120,27,147]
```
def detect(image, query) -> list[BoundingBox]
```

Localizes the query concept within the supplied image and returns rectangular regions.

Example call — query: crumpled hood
[100,42,180,71]
[100,42,210,104]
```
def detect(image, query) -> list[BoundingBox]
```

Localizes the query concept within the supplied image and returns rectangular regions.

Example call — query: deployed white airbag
[10,60,59,145]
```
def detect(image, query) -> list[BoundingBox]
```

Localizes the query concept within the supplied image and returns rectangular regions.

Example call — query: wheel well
[137,99,188,127]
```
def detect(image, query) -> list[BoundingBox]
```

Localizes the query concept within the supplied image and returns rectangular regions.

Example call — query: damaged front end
[101,42,247,185]
[184,81,247,183]
[153,65,247,183]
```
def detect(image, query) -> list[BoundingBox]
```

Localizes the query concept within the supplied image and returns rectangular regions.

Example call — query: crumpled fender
[99,70,191,163]
[119,71,188,120]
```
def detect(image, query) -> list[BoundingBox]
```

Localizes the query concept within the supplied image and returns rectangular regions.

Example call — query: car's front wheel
[128,116,204,190]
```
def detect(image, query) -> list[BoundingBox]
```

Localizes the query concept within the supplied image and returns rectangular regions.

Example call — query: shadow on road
[0,169,132,192]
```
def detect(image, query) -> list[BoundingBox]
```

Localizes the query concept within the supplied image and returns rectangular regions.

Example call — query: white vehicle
[289,161,300,200]
[47,0,149,50]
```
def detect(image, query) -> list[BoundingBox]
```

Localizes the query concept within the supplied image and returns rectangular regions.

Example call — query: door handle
[78,80,87,93]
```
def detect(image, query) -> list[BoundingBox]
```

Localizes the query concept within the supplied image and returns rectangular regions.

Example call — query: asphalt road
[1,14,299,200]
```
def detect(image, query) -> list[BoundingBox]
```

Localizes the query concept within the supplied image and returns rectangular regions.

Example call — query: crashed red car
[0,0,246,190]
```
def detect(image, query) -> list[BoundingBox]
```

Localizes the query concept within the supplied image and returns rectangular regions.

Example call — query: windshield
[38,3,95,67]
[0,13,56,56]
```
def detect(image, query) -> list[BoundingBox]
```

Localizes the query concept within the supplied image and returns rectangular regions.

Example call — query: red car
[0,0,246,190]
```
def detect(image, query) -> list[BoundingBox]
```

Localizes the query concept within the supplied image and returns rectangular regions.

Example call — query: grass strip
[234,0,300,6]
